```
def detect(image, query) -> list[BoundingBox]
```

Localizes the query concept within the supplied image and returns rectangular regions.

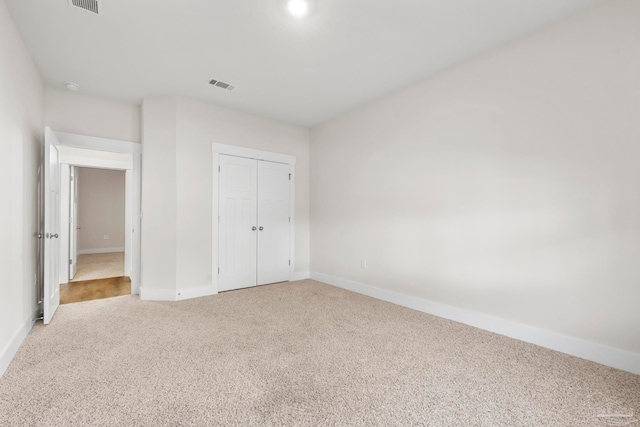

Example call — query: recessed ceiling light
[64,82,79,91]
[287,0,309,17]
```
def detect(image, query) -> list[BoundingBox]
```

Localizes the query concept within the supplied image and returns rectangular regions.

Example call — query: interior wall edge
[291,271,311,281]
[309,271,640,376]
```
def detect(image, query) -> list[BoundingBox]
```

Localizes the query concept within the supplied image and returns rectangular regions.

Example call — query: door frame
[212,143,296,294]
[54,131,142,295]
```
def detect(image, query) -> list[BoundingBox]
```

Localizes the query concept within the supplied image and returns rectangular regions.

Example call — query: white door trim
[212,143,296,294]
[54,131,142,295]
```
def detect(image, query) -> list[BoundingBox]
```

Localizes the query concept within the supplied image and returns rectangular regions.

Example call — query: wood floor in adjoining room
[60,276,131,304]
[71,252,124,282]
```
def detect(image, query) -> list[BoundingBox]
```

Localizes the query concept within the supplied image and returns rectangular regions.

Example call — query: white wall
[77,168,126,252]
[44,87,141,143]
[141,95,310,295]
[141,96,178,292]
[311,0,640,356]
[176,96,310,290]
[0,0,43,375]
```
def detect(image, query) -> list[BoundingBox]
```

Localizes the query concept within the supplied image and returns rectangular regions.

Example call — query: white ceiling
[6,0,603,127]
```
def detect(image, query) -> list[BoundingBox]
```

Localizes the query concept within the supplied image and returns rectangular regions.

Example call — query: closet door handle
[252,226,257,231]
[258,226,264,231]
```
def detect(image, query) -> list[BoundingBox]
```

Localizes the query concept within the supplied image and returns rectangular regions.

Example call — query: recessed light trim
[286,0,309,17]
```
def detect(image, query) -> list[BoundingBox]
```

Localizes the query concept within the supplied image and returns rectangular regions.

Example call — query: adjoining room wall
[77,168,126,253]
[44,87,141,143]
[0,0,44,376]
[311,0,640,357]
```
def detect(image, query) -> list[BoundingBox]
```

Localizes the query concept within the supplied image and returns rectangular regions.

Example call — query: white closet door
[257,160,290,285]
[218,155,258,291]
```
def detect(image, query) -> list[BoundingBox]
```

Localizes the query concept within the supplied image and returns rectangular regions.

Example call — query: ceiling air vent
[68,0,100,15]
[209,79,235,91]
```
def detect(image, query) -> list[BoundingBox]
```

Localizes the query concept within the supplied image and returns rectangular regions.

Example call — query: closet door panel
[257,160,290,285]
[219,155,258,291]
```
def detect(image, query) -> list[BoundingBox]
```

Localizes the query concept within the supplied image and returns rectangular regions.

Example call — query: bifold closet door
[218,155,258,291]
[257,160,290,286]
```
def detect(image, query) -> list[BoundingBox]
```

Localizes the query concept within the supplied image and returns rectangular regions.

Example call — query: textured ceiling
[6,0,603,126]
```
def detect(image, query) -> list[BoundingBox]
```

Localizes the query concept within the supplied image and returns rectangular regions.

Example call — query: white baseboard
[176,285,217,301]
[139,287,176,301]
[140,285,218,302]
[0,312,37,379]
[291,271,310,281]
[310,271,640,376]
[78,247,124,255]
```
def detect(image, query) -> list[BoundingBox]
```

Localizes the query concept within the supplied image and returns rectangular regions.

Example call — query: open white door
[69,166,79,279]
[44,127,61,324]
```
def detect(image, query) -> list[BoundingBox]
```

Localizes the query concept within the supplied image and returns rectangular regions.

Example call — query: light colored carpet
[0,280,638,426]
[70,252,124,282]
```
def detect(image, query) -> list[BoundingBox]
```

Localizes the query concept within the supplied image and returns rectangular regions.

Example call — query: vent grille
[209,79,235,91]
[69,0,100,15]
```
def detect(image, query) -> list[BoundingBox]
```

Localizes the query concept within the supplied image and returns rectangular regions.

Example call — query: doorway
[60,167,129,304]
[69,167,126,282]
[42,128,141,323]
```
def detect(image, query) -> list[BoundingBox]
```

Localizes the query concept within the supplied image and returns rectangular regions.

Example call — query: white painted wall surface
[311,0,640,355]
[44,87,141,143]
[77,168,125,252]
[176,96,310,291]
[140,96,178,292]
[140,95,310,296]
[0,0,43,376]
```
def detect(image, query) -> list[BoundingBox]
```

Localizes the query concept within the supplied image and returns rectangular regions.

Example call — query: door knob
[259,226,264,231]
[53,233,59,238]
[251,226,257,231]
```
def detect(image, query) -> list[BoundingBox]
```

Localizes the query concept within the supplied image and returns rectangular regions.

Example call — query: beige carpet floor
[70,252,124,282]
[1,280,638,426]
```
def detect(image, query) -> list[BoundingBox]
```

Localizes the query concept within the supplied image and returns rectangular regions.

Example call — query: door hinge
[289,260,291,266]
[218,166,221,173]
[288,217,291,223]
[289,173,291,180]
[218,267,220,274]
[69,259,72,265]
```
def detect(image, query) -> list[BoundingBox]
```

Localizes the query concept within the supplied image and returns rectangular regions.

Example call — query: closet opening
[212,143,296,294]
